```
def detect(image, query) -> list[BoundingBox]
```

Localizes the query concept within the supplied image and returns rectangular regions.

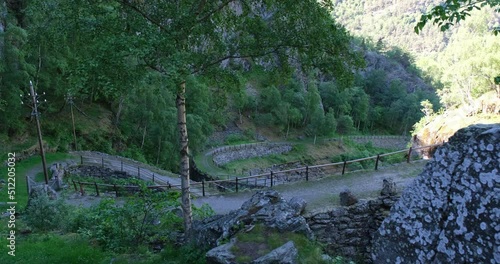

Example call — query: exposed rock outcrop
[372,124,500,263]
[252,241,298,264]
[193,190,313,249]
[206,238,237,264]
[206,239,298,264]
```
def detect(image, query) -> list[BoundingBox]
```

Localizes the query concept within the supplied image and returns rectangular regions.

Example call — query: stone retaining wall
[211,143,292,166]
[305,195,400,263]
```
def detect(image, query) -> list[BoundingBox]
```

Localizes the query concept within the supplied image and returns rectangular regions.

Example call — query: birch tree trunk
[177,81,193,237]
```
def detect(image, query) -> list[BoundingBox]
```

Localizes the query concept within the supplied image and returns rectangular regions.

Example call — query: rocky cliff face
[372,124,500,263]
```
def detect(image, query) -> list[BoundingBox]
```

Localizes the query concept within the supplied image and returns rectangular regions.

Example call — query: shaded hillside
[361,50,432,93]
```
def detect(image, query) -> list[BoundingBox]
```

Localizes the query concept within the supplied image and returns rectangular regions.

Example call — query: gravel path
[193,160,428,215]
[26,152,429,214]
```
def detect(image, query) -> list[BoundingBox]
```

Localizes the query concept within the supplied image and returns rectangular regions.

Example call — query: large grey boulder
[372,124,500,264]
[206,238,237,264]
[194,190,313,248]
[252,241,298,264]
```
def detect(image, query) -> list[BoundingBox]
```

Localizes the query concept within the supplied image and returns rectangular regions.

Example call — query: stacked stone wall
[305,195,399,263]
[211,143,292,166]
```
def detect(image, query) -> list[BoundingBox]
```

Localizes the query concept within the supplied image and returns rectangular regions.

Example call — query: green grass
[0,233,112,264]
[0,152,74,211]
[34,172,45,182]
[231,224,349,264]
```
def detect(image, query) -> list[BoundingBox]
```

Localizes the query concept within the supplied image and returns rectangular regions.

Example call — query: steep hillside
[332,0,500,143]
[332,0,448,55]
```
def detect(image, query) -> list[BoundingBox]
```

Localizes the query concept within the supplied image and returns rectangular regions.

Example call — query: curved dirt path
[193,160,428,215]
[26,152,429,214]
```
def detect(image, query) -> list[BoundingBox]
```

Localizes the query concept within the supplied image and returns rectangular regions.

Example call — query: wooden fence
[79,155,181,186]
[70,179,175,196]
[71,144,440,197]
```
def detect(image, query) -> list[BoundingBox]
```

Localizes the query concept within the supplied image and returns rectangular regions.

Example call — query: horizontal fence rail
[191,143,441,196]
[72,143,441,198]
[77,155,205,196]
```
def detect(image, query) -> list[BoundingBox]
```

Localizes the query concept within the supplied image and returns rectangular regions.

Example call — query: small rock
[380,178,397,196]
[288,197,307,216]
[339,189,358,206]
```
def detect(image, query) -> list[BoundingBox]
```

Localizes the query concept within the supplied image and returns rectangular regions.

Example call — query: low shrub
[24,194,71,232]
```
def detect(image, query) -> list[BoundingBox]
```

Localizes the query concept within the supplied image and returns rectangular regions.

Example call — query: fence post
[79,182,85,195]
[202,180,205,197]
[80,155,83,165]
[121,161,123,172]
[138,167,140,178]
[72,179,77,191]
[114,184,118,196]
[270,171,274,187]
[305,166,309,181]
[101,157,104,168]
[236,177,239,192]
[94,182,99,196]
[26,176,30,196]
[375,154,380,170]
[407,147,413,163]
[152,173,155,183]
[342,161,347,175]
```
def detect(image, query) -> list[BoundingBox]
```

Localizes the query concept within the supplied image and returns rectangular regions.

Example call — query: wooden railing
[70,144,440,197]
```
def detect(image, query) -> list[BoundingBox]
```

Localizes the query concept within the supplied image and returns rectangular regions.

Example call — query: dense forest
[1,0,497,173]
[332,0,500,115]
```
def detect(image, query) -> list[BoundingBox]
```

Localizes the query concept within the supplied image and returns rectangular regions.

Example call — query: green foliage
[336,115,355,135]
[415,0,500,35]
[24,195,72,232]
[158,244,207,264]
[193,203,216,220]
[0,234,111,264]
[225,134,251,145]
[66,189,183,253]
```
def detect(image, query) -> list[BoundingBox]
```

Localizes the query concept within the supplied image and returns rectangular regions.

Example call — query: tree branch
[118,0,166,31]
[191,44,289,75]
[196,0,234,23]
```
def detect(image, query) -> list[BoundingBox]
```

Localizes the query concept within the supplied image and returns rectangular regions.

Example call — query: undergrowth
[231,224,354,264]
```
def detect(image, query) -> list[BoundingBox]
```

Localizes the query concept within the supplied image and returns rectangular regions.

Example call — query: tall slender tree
[27,0,362,237]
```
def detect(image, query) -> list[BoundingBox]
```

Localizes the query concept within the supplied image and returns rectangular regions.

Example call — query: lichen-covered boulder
[372,124,500,264]
[206,238,237,264]
[193,190,313,248]
[252,241,298,264]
